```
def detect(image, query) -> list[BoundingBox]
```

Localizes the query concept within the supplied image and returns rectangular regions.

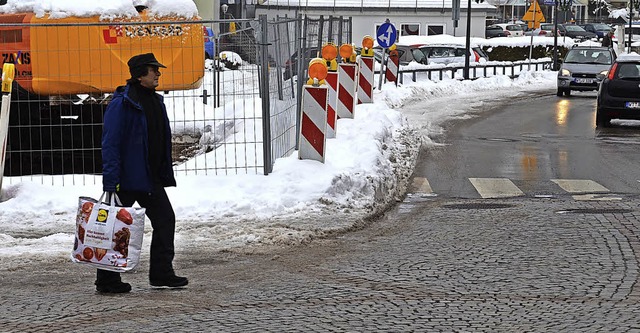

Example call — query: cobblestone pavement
[3,196,640,332]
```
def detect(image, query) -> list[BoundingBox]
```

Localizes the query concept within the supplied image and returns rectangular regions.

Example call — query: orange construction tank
[0,10,204,95]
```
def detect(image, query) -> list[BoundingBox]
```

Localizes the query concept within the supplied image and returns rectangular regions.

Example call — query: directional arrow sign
[376,23,397,49]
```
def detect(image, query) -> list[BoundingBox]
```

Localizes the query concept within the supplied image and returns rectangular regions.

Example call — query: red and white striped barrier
[299,85,328,163]
[325,71,338,139]
[357,56,374,104]
[337,63,357,119]
[385,51,399,84]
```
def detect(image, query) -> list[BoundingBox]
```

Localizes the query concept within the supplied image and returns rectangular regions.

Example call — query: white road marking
[469,178,524,198]
[551,179,609,193]
[411,177,433,194]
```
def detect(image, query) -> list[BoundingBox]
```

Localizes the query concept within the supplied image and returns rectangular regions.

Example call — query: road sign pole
[464,0,471,79]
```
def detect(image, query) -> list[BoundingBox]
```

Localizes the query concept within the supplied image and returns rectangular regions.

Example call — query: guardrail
[379,59,554,83]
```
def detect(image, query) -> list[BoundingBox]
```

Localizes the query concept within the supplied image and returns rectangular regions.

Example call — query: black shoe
[150,275,189,288]
[96,281,132,294]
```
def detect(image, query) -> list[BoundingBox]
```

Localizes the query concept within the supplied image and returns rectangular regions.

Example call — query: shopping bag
[71,192,146,272]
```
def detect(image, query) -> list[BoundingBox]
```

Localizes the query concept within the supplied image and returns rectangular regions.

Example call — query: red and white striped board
[357,56,374,104]
[325,71,338,139]
[337,63,357,119]
[299,85,328,163]
[385,53,399,84]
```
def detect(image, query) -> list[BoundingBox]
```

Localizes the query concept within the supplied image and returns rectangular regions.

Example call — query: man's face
[139,65,161,89]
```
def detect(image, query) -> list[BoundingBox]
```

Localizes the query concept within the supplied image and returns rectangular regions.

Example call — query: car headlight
[560,69,571,76]
[599,70,608,76]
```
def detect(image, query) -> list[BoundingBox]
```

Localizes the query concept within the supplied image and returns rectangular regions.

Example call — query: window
[426,25,445,36]
[401,24,420,36]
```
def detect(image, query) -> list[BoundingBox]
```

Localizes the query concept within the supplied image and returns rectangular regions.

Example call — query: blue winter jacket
[102,83,176,193]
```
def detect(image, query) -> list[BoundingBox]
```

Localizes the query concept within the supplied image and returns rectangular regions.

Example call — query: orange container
[0,11,204,95]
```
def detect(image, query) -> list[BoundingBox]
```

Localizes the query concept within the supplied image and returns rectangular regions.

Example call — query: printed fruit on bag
[94,248,107,261]
[113,227,131,258]
[116,208,133,225]
[77,224,85,244]
[81,202,93,222]
[82,247,94,260]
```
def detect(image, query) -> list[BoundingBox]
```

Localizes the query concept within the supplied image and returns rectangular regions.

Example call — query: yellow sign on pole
[522,1,545,29]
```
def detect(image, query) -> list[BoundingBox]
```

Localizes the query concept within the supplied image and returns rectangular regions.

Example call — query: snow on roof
[261,0,495,10]
[0,0,199,20]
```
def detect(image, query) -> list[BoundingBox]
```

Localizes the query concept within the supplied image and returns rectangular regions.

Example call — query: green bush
[482,45,568,61]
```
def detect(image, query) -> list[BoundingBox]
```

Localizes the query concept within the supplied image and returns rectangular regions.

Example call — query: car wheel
[556,88,564,97]
[596,109,611,127]
[564,89,571,96]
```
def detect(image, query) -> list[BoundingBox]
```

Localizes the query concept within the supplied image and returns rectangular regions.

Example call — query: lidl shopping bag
[71,193,145,272]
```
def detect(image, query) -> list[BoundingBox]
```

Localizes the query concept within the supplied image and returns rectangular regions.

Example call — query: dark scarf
[129,82,166,183]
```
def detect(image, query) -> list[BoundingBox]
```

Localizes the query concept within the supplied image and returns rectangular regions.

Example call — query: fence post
[259,15,272,175]
[0,63,15,193]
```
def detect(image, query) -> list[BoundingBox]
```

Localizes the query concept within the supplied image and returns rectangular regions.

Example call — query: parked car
[580,23,612,39]
[563,24,597,42]
[493,23,525,37]
[203,26,215,59]
[283,47,320,80]
[525,23,562,37]
[372,45,425,65]
[485,24,509,38]
[596,53,640,126]
[557,46,615,96]
[416,44,489,65]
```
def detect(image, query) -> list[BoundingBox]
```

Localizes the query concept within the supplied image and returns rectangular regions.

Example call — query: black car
[485,25,508,38]
[596,53,640,127]
[563,24,597,42]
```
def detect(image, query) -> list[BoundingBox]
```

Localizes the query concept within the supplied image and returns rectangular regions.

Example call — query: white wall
[255,8,489,42]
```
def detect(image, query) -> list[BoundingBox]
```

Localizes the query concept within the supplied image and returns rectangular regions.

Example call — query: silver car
[557,46,615,97]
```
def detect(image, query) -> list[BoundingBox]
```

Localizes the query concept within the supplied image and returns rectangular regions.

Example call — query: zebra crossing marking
[411,177,435,196]
[468,178,524,198]
[550,179,609,194]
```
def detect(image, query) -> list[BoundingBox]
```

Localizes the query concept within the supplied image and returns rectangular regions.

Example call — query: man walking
[96,53,188,293]
[602,29,614,48]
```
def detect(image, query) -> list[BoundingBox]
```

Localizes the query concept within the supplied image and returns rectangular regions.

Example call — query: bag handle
[98,192,123,207]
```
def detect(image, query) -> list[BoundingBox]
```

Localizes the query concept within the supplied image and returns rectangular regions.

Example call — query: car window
[507,25,523,31]
[564,49,589,63]
[411,49,427,64]
[617,64,640,79]
[454,48,466,57]
[487,26,502,31]
[428,47,452,58]
[565,25,585,32]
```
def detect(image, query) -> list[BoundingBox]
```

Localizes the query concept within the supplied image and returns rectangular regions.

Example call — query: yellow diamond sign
[522,1,545,29]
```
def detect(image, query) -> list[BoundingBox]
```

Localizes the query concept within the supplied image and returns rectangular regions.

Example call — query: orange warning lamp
[321,43,339,71]
[307,57,328,85]
[360,36,375,57]
[321,43,338,61]
[339,43,355,63]
[362,36,374,49]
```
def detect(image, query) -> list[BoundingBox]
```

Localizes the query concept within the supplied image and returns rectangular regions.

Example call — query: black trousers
[96,184,176,285]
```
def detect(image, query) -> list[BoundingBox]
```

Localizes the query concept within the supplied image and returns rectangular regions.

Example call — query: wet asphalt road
[3,90,640,332]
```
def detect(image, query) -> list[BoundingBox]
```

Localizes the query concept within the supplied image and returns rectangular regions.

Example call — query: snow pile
[0,0,199,19]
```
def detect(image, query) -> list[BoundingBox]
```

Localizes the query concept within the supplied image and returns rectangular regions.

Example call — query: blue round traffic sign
[376,23,397,49]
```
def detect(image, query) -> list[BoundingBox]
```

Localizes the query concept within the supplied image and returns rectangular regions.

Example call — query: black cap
[127,53,166,70]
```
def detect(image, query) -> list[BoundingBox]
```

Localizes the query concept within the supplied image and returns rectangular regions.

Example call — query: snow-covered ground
[0,69,559,270]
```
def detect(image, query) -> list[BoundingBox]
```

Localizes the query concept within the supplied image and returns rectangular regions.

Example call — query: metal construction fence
[1,13,547,188]
[0,14,351,186]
